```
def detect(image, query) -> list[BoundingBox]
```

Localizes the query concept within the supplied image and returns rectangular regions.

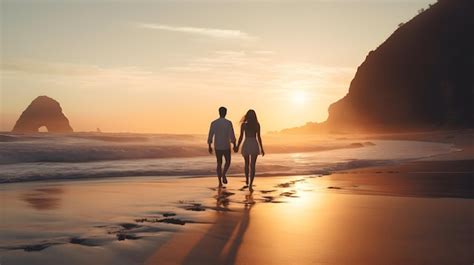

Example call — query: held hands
[233,145,239,153]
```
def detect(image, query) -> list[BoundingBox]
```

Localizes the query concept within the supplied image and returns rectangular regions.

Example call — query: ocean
[0,132,457,183]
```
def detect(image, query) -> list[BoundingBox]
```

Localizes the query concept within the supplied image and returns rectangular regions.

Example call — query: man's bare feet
[249,186,254,192]
[222,176,228,184]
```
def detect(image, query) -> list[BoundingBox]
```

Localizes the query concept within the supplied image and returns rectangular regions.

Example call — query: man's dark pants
[215,149,231,181]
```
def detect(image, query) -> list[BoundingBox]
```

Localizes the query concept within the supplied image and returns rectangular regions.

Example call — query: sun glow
[292,90,307,105]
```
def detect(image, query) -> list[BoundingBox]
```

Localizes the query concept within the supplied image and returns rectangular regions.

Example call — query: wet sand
[0,177,219,265]
[142,159,473,265]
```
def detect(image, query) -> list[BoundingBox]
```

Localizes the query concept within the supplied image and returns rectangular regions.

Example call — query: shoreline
[0,138,459,184]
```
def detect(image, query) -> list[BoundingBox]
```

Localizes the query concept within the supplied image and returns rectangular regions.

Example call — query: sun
[292,90,307,105]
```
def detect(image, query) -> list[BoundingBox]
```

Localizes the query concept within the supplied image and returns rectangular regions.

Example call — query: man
[208,106,236,186]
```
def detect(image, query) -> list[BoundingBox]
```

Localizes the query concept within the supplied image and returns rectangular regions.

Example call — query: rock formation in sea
[12,96,74,133]
[283,0,473,134]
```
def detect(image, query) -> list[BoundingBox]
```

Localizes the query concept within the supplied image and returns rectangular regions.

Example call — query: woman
[234,109,265,191]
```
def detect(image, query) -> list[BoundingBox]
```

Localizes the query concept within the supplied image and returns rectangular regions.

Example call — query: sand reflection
[145,185,255,265]
[20,187,64,210]
[179,188,254,265]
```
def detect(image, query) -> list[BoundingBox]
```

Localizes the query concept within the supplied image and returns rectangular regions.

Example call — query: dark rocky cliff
[285,0,473,134]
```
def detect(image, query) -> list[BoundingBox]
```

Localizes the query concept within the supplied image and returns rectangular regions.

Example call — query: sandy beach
[145,160,473,265]
[1,152,473,265]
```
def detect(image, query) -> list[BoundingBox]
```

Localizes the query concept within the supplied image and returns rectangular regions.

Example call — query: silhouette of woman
[235,109,265,191]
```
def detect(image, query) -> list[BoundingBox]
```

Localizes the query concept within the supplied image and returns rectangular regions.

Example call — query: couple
[207,107,265,191]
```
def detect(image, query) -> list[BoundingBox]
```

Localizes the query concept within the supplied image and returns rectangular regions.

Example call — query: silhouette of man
[208,107,236,186]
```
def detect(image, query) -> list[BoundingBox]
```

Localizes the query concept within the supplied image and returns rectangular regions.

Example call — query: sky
[0,0,435,133]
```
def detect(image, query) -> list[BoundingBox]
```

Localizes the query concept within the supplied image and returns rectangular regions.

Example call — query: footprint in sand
[275,179,306,188]
[135,218,188,226]
[162,212,176,217]
[262,196,275,202]
[280,191,299,198]
[179,201,206,211]
[70,236,115,246]
[260,189,276,194]
[116,233,141,241]
[2,239,66,252]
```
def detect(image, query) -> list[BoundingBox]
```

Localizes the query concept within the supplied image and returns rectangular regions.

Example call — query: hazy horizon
[1,0,435,134]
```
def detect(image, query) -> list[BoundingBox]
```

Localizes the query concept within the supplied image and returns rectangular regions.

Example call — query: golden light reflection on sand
[233,174,474,265]
[3,169,473,265]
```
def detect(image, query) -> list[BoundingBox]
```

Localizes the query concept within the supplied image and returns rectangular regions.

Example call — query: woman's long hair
[241,109,259,131]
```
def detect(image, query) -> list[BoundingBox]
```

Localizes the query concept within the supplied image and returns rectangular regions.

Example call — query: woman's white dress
[241,137,260,156]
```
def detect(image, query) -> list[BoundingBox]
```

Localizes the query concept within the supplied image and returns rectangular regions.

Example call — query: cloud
[1,53,355,98]
[253,50,275,55]
[1,59,152,77]
[137,23,255,40]
[272,63,355,95]
[0,59,157,90]
[161,50,356,100]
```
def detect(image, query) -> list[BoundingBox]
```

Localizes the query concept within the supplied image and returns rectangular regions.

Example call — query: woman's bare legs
[249,154,258,191]
[244,155,250,186]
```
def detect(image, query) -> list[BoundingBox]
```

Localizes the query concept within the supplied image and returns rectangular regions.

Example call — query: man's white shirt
[208,118,236,150]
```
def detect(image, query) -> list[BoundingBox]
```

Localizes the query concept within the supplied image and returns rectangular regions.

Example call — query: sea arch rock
[12,96,73,133]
